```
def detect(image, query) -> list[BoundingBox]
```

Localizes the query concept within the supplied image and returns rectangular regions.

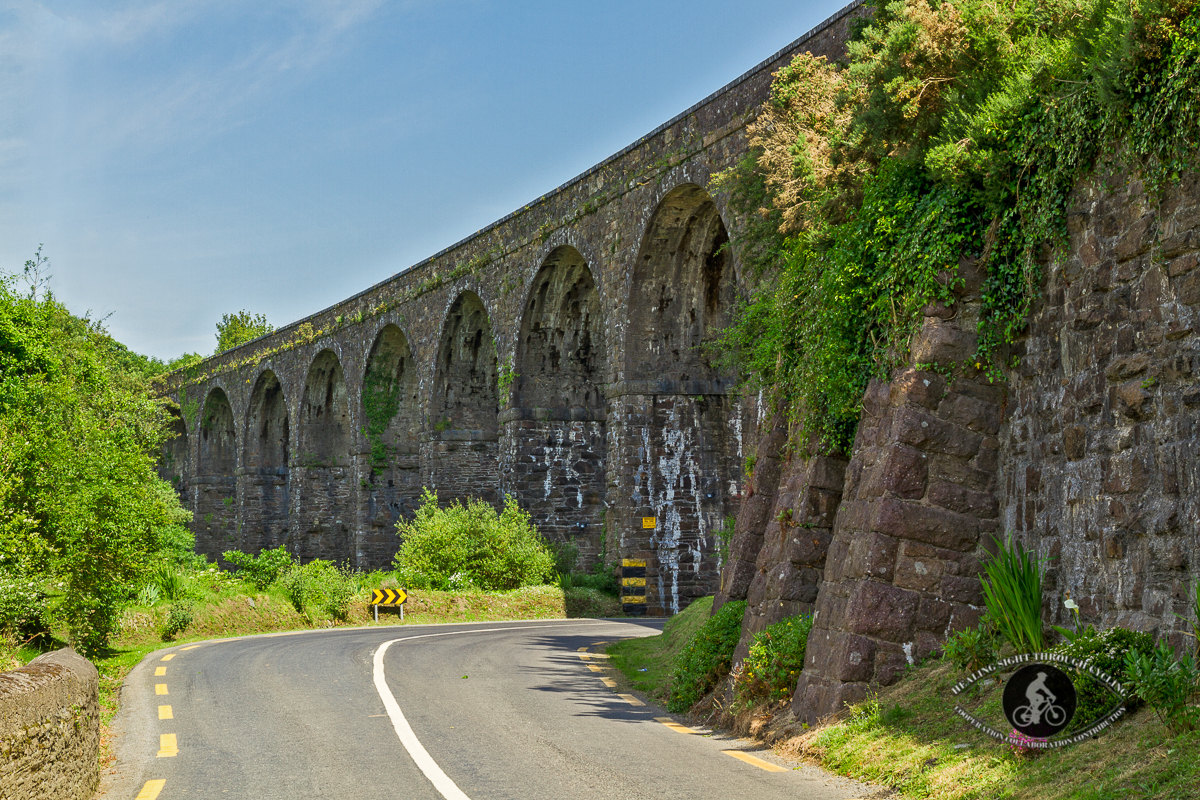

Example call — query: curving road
[102,619,875,799]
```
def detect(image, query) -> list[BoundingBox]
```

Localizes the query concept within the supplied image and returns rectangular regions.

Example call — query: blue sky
[1,0,846,360]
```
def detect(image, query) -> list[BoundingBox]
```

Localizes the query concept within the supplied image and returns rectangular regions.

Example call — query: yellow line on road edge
[181,645,201,650]
[616,693,645,706]
[135,779,166,799]
[158,705,173,720]
[722,750,787,772]
[601,677,617,688]
[160,654,175,661]
[655,716,694,734]
[157,733,178,758]
[154,684,168,695]
[587,664,603,672]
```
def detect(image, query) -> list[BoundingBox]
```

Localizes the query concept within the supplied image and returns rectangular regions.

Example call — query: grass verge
[605,595,713,705]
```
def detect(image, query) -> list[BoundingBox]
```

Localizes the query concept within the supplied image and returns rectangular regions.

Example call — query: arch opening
[242,370,289,556]
[300,350,350,467]
[157,407,189,493]
[198,388,236,476]
[432,292,498,436]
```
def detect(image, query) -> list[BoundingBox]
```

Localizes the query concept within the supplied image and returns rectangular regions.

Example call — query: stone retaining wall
[0,648,100,800]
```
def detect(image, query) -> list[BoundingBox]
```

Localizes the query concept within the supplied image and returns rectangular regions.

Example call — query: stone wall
[999,170,1200,645]
[0,649,100,800]
[718,168,1200,722]
[157,2,868,608]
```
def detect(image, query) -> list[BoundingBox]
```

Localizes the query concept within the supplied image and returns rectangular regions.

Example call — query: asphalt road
[103,619,876,800]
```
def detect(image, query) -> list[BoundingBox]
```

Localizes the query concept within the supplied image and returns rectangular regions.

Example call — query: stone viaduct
[158,0,1200,721]
[155,4,865,617]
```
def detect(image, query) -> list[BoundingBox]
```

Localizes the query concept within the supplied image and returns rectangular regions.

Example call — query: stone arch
[242,369,290,555]
[513,245,606,410]
[157,406,189,492]
[432,291,498,436]
[626,182,735,384]
[358,324,422,565]
[362,325,420,457]
[426,291,500,505]
[503,246,609,564]
[198,387,236,476]
[612,182,747,615]
[299,349,351,467]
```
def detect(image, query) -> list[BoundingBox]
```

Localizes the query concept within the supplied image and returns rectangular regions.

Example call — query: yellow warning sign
[642,517,656,529]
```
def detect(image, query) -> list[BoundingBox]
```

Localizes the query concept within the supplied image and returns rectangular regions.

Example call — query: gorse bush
[393,490,554,591]
[714,0,1200,451]
[160,602,194,641]
[223,546,294,590]
[1052,626,1154,730]
[280,560,357,621]
[668,600,746,712]
[734,614,813,707]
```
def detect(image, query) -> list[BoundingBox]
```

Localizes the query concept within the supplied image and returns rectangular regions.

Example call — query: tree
[214,310,273,353]
[0,263,188,654]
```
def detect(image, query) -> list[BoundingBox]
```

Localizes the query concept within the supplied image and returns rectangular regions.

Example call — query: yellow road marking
[655,716,694,733]
[157,733,178,757]
[722,750,787,772]
[135,779,166,799]
[158,705,173,720]
[155,684,168,695]
[576,646,589,652]
[155,667,167,676]
[601,677,617,688]
[617,693,644,706]
[160,654,175,661]
[587,664,603,672]
[181,645,201,650]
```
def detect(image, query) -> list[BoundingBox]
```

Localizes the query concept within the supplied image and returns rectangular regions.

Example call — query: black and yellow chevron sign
[371,587,408,607]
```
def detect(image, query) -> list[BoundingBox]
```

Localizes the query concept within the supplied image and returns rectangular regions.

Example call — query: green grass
[606,595,714,704]
[778,660,1200,800]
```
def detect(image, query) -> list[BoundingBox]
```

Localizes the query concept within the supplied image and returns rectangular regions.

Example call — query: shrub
[943,625,999,673]
[393,490,554,591]
[223,546,294,590]
[161,602,194,641]
[152,563,187,602]
[0,571,49,644]
[136,583,161,607]
[156,524,208,570]
[980,535,1045,653]
[1052,626,1154,730]
[281,560,357,621]
[668,600,746,712]
[1125,641,1200,735]
[734,614,813,706]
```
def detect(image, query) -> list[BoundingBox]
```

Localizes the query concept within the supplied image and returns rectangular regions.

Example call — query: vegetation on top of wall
[214,310,274,354]
[715,0,1200,452]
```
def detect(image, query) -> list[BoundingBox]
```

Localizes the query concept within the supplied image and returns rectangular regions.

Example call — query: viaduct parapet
[156,4,865,615]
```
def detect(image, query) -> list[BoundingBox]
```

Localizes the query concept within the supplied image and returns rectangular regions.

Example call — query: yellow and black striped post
[621,559,647,615]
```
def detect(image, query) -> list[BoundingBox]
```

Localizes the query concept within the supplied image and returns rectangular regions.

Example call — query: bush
[943,625,999,673]
[281,560,357,621]
[734,614,813,706]
[161,602,194,641]
[0,571,49,644]
[393,490,554,591]
[668,600,746,712]
[151,563,187,602]
[980,535,1045,653]
[1052,626,1154,731]
[223,546,294,590]
[156,524,208,571]
[1125,641,1200,735]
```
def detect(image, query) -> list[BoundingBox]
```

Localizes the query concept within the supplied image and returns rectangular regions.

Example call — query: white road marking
[372,622,608,800]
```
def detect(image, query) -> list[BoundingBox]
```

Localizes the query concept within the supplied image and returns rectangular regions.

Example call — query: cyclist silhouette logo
[1003,664,1076,737]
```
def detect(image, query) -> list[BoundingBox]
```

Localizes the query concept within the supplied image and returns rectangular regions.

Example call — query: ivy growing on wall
[715,0,1200,453]
[362,367,402,470]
